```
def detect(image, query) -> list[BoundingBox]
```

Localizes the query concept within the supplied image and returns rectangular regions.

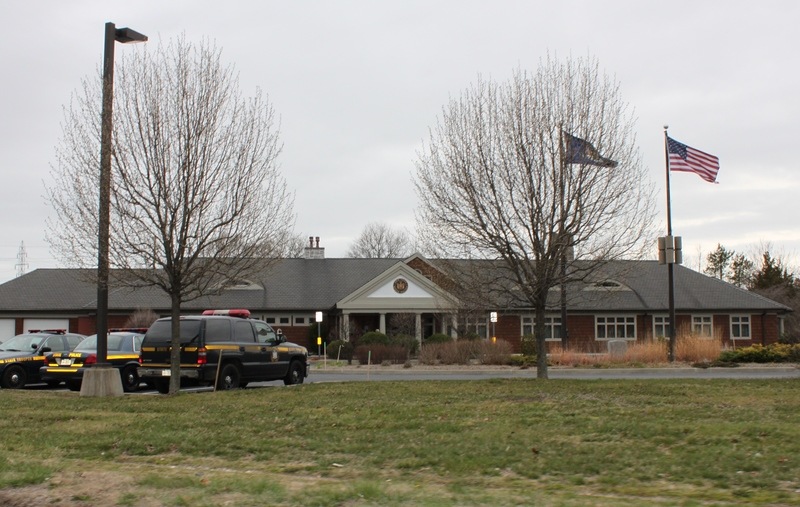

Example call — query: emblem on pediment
[393,277,408,294]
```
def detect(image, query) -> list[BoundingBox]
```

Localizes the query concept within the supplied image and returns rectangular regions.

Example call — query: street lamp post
[82,22,147,397]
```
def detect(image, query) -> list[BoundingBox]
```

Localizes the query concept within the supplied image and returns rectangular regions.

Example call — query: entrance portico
[335,261,456,342]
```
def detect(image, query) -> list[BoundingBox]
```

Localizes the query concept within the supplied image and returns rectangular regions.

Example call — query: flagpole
[664,125,676,362]
[558,127,569,349]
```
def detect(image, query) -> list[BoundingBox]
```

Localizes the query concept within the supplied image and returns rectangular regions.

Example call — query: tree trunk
[169,292,182,394]
[535,303,549,379]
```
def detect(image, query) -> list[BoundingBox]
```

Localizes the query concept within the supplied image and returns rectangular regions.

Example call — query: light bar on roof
[201,309,251,318]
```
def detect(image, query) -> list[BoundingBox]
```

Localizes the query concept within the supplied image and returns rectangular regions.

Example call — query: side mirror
[40,347,52,354]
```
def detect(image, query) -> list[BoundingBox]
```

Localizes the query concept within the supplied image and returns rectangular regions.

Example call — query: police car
[138,309,309,393]
[0,330,85,389]
[40,328,147,392]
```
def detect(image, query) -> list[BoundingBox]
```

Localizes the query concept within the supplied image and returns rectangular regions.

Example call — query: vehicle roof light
[202,309,251,318]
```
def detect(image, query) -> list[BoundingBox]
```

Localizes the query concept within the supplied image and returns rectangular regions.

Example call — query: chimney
[304,236,325,259]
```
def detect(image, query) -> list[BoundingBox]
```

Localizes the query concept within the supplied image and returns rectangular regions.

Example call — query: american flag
[666,136,720,183]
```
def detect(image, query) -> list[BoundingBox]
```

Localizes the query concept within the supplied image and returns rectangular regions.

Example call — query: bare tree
[286,233,311,258]
[413,56,655,378]
[46,36,295,393]
[123,308,160,329]
[347,222,413,258]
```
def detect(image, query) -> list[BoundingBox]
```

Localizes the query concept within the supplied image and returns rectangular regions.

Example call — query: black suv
[138,310,309,393]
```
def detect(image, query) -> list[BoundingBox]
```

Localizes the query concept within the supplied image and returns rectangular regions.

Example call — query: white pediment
[336,261,455,311]
[368,277,433,298]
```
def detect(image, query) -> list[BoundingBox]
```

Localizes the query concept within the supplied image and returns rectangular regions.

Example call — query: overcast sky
[1,1,798,283]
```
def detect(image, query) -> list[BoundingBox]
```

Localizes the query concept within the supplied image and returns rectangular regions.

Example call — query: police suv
[138,309,308,394]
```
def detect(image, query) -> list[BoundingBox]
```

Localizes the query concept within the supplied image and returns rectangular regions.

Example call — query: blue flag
[563,132,617,168]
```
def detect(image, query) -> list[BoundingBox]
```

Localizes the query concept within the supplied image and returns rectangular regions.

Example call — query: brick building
[0,246,790,351]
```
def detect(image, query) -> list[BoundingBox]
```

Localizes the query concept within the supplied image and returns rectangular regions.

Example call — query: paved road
[305,365,800,382]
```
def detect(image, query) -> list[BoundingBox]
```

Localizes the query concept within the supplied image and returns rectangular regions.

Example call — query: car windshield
[0,334,44,352]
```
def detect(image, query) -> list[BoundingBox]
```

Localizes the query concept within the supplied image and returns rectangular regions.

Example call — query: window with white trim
[653,315,669,338]
[691,315,713,337]
[265,315,292,326]
[596,316,636,340]
[293,315,314,326]
[460,318,488,339]
[521,315,562,340]
[731,315,751,340]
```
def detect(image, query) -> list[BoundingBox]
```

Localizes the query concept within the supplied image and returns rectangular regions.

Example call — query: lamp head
[115,27,147,43]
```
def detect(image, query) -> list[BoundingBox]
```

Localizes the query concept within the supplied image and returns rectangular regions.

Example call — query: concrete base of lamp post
[80,367,124,397]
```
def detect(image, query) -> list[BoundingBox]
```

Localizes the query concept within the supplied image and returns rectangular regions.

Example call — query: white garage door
[0,320,15,343]
[22,319,70,334]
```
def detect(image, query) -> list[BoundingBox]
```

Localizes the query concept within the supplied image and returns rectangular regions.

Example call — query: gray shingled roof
[0,258,789,314]
[560,260,790,313]
[0,259,399,313]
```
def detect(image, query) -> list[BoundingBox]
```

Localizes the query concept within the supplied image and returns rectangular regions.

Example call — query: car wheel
[1,365,27,389]
[120,365,140,393]
[66,379,82,392]
[283,360,305,385]
[216,363,241,390]
[154,379,170,394]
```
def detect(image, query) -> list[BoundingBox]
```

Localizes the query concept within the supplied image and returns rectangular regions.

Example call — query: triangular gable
[336,261,456,311]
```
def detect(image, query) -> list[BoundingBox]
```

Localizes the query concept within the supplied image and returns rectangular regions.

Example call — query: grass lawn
[0,379,798,506]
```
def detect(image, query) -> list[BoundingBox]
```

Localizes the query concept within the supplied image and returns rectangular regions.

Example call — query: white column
[342,312,351,342]
[379,313,386,334]
[415,313,422,343]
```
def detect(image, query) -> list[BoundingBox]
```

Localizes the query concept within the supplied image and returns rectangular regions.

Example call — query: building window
[596,316,636,340]
[293,315,314,326]
[265,315,292,326]
[653,315,669,338]
[521,315,562,340]
[731,315,751,340]
[691,315,713,337]
[460,318,488,339]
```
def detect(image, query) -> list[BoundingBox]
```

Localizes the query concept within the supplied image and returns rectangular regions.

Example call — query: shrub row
[418,339,513,365]
[718,343,800,363]
[326,331,419,363]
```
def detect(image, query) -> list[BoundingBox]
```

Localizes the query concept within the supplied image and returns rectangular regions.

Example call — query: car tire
[120,365,140,393]
[1,365,27,389]
[216,363,241,390]
[66,379,82,392]
[283,360,305,385]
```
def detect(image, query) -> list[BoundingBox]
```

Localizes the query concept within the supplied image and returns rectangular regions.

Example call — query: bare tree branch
[46,36,295,393]
[347,222,414,258]
[413,55,656,378]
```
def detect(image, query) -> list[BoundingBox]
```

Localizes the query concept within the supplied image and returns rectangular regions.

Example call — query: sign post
[315,311,323,357]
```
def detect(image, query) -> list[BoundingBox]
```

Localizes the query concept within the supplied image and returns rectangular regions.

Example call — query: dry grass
[675,334,724,363]
[548,331,725,366]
